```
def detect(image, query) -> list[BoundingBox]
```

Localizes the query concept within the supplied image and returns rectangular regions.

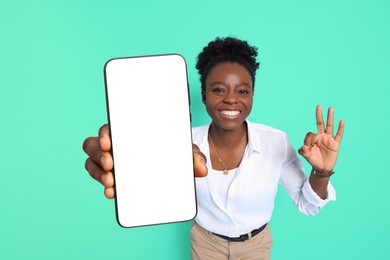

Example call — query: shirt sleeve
[279,133,336,216]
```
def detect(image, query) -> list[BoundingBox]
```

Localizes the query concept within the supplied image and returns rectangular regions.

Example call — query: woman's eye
[212,88,225,93]
[239,89,250,95]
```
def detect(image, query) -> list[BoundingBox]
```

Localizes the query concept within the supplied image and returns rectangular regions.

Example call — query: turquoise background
[1,0,389,259]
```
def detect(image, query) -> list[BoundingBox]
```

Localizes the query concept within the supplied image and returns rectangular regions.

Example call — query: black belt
[212,223,268,242]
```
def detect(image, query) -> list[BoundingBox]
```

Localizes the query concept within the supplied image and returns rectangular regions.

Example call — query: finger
[104,187,115,199]
[335,119,345,143]
[316,105,325,134]
[100,152,114,171]
[83,137,113,171]
[298,145,312,160]
[101,171,115,188]
[325,107,334,135]
[98,124,111,152]
[299,132,316,158]
[98,124,110,136]
[85,158,106,185]
[83,136,98,157]
[303,132,317,147]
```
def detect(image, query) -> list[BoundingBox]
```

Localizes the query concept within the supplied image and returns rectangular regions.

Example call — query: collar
[245,120,262,157]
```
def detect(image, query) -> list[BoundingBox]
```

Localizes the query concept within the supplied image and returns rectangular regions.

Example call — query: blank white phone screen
[104,54,196,228]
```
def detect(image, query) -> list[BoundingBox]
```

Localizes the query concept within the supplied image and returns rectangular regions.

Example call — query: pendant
[223,169,229,175]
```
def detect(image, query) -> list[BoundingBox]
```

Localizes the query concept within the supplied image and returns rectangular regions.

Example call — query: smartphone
[104,54,196,228]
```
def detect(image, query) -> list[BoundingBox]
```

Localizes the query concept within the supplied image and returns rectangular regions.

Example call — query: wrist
[311,167,335,178]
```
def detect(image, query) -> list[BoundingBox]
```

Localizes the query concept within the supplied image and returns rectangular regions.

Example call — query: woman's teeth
[221,110,240,116]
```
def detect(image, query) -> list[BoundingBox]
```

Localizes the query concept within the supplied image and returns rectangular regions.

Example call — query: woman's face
[203,62,254,131]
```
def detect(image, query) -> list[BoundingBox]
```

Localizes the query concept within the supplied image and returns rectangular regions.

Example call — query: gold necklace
[208,132,246,175]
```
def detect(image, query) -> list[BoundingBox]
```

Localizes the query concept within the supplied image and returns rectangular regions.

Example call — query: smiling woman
[83,37,344,260]
[190,37,343,260]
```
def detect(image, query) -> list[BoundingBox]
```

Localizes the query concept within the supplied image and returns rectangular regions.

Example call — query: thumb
[194,154,208,177]
[193,144,208,177]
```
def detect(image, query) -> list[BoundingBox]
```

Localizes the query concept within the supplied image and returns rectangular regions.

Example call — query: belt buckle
[238,234,249,242]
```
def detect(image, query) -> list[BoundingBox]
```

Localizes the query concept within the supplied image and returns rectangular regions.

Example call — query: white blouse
[192,121,336,237]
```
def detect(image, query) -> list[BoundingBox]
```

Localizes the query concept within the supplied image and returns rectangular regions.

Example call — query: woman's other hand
[83,124,115,199]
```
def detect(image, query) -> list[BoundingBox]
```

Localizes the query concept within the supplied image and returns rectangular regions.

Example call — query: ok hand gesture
[298,105,345,173]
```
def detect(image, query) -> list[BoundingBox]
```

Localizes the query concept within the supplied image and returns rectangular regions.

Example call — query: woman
[83,37,344,260]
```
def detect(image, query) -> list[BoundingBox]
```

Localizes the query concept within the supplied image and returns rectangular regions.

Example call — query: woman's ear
[202,91,206,104]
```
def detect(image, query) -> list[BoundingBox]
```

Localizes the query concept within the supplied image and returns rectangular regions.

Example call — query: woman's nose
[223,91,238,104]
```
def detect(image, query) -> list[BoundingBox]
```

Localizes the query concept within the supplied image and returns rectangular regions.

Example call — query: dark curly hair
[196,37,260,92]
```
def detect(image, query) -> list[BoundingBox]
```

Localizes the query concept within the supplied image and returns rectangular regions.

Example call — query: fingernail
[195,155,206,165]
[101,173,106,183]
[100,156,105,166]
[199,157,206,165]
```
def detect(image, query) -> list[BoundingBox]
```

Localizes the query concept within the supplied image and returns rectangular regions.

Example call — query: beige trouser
[190,222,272,260]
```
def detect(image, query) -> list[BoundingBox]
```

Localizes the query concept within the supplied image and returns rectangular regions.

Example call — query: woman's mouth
[219,110,241,119]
